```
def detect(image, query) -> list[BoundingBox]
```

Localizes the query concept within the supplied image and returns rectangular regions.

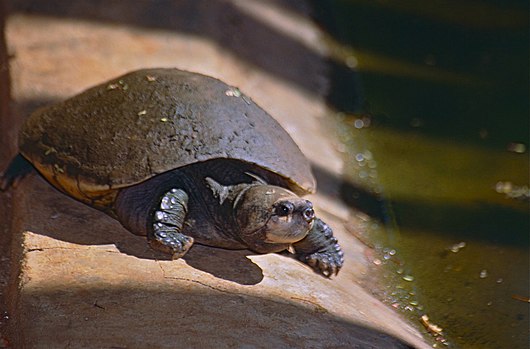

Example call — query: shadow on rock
[17,175,264,285]
[10,0,332,99]
[183,245,263,285]
[17,284,414,349]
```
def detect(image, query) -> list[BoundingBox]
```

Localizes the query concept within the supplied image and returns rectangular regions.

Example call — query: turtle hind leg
[149,188,194,259]
[292,218,344,277]
[0,154,34,191]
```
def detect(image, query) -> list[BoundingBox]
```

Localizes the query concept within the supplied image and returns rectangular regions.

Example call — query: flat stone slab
[2,1,430,347]
[9,175,425,348]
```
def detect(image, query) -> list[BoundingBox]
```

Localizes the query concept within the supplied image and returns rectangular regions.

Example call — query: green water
[314,1,529,348]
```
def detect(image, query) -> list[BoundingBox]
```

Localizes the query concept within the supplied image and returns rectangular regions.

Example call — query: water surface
[314,1,529,347]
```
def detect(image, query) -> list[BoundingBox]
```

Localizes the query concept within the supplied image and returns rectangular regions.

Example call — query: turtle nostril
[303,207,315,222]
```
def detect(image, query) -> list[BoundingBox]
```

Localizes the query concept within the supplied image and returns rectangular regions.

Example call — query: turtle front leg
[292,218,344,277]
[149,188,194,259]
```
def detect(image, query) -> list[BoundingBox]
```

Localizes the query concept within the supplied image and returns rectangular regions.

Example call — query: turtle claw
[150,225,194,259]
[293,218,344,277]
[302,244,344,277]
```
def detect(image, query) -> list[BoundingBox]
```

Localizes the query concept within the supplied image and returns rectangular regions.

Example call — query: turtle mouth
[238,207,314,254]
[263,222,313,244]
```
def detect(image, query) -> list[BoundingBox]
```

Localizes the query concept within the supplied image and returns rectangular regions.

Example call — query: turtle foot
[149,227,194,259]
[301,246,344,277]
[293,218,344,277]
[148,188,193,259]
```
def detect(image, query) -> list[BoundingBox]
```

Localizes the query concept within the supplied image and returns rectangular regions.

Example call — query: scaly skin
[149,188,194,259]
[146,183,344,277]
[293,218,344,277]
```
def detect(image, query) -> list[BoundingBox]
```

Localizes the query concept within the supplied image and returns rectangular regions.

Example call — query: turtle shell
[19,68,316,207]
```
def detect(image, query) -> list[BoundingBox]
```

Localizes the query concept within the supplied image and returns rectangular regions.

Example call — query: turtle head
[234,184,315,253]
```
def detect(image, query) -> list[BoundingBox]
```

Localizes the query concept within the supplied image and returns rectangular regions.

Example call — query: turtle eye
[274,202,294,217]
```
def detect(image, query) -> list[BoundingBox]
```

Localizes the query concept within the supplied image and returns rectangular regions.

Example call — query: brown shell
[19,68,315,206]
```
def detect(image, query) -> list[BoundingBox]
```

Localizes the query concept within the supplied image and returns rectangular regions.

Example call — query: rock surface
[1,1,430,348]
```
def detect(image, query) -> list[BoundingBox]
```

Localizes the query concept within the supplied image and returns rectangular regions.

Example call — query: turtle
[0,68,343,277]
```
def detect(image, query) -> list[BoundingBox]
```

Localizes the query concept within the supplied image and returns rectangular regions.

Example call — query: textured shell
[20,68,315,204]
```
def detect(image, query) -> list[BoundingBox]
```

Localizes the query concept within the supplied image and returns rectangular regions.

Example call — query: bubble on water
[354,119,364,129]
[449,241,466,253]
[507,142,526,154]
[346,55,358,68]
[479,269,488,279]
[495,181,512,194]
[402,275,414,282]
